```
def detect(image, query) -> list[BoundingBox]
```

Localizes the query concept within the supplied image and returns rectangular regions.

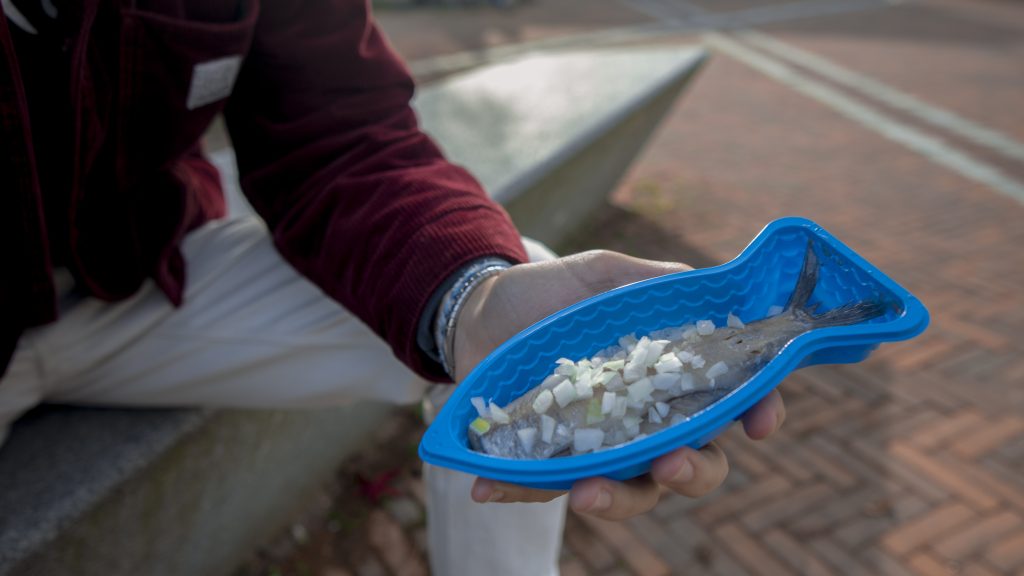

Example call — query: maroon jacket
[0,0,527,381]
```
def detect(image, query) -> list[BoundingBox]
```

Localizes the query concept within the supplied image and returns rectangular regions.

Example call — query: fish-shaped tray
[418,217,929,489]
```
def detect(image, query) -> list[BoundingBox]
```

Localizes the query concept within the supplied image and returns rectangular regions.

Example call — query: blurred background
[234,0,1024,574]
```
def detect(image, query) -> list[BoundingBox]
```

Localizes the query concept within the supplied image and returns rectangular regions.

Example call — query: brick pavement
[237,1,1024,574]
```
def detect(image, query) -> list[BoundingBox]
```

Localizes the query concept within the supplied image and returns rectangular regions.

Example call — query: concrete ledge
[0,46,706,576]
[415,47,707,246]
[0,404,392,575]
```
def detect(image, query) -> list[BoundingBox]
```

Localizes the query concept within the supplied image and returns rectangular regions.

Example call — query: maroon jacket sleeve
[223,0,527,381]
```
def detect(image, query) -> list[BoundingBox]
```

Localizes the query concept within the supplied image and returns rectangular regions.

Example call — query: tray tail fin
[788,240,886,328]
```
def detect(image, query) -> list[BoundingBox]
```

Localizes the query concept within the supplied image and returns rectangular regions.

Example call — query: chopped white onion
[601,391,617,414]
[575,378,594,400]
[690,354,706,369]
[646,340,670,366]
[727,313,745,329]
[682,326,699,342]
[573,428,605,453]
[555,363,577,379]
[470,397,489,418]
[652,373,680,391]
[603,373,626,392]
[539,374,566,390]
[595,371,618,387]
[648,406,663,424]
[627,378,654,405]
[655,354,683,374]
[517,428,537,454]
[622,356,647,383]
[706,361,729,380]
[696,319,716,336]
[540,415,556,443]
[612,396,629,418]
[489,402,510,424]
[618,334,638,352]
[552,380,577,407]
[622,416,641,438]
[556,357,575,366]
[670,413,687,425]
[676,350,695,364]
[628,337,650,364]
[601,359,625,372]
[532,389,554,415]
[655,402,671,418]
[679,373,696,392]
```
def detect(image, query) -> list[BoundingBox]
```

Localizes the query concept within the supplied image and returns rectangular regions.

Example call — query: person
[0,0,786,574]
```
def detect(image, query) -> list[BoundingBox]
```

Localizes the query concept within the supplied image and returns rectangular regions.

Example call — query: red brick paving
[240,1,1024,574]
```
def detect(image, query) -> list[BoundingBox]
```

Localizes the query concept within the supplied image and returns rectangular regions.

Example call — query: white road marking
[704,32,1024,204]
[409,0,892,77]
[737,29,1024,164]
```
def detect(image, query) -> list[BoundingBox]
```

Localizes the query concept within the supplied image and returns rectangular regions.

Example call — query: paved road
[245,1,1024,575]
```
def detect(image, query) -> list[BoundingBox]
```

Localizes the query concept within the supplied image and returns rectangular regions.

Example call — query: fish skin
[471,311,809,459]
[469,242,885,460]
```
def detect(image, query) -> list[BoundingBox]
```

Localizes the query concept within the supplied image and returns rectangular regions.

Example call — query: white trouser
[0,216,567,576]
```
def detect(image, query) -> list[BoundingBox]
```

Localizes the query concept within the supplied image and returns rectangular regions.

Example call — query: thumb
[558,250,693,295]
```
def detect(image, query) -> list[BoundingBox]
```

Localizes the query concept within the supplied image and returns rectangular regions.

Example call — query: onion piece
[618,334,638,352]
[595,371,618,387]
[655,402,671,418]
[533,389,554,414]
[655,354,683,374]
[679,373,696,393]
[469,417,491,435]
[622,416,641,437]
[622,356,647,383]
[648,406,663,424]
[573,428,605,453]
[470,397,489,418]
[553,380,577,407]
[705,361,729,381]
[696,319,715,336]
[539,374,566,390]
[604,373,626,392]
[646,340,671,366]
[601,359,625,372]
[555,363,577,380]
[586,398,605,425]
[612,396,629,419]
[652,373,680,392]
[517,428,537,454]
[727,313,745,329]
[601,391,617,414]
[540,415,556,443]
[489,402,510,424]
[627,377,654,405]
[575,371,594,400]
[690,354,706,369]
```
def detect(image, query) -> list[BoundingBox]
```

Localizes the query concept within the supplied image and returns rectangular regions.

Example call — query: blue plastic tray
[419,217,929,489]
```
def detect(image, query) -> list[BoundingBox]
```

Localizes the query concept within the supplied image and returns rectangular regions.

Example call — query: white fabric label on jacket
[186,55,243,111]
